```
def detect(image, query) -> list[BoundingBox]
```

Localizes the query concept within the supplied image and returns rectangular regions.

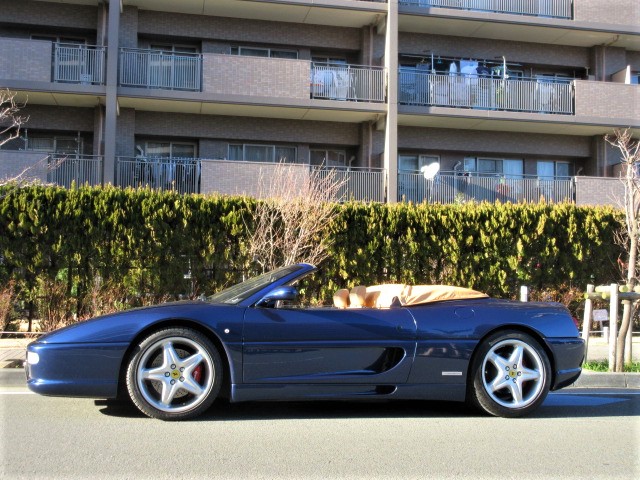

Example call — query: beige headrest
[333,288,350,308]
[349,286,367,308]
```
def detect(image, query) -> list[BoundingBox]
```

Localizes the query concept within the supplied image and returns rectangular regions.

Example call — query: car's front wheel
[126,327,222,420]
[468,330,551,418]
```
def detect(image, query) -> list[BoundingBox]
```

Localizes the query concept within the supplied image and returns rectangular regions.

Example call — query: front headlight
[27,351,39,365]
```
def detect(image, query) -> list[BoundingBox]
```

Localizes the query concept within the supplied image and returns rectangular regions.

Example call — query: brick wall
[398,127,592,157]
[202,55,310,99]
[120,6,139,49]
[200,160,309,197]
[575,177,624,207]
[0,0,98,31]
[134,112,361,145]
[574,81,640,122]
[0,38,51,82]
[19,105,96,132]
[0,150,48,183]
[137,10,362,52]
[399,33,589,68]
[574,0,639,28]
[116,109,136,157]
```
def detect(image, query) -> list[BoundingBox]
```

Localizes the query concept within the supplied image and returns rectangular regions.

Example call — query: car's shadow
[95,390,639,420]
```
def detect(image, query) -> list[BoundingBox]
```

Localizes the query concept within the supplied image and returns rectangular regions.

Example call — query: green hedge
[0,185,624,317]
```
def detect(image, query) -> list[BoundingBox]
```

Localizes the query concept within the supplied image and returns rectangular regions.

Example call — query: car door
[242,306,417,384]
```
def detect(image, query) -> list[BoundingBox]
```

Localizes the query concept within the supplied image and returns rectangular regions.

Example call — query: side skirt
[230,383,466,403]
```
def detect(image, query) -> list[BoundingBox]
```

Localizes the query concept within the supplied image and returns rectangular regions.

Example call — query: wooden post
[582,284,594,361]
[608,283,618,372]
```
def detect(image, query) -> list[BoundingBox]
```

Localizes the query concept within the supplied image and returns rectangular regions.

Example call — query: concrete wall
[0,0,98,31]
[0,38,51,82]
[200,160,309,197]
[202,55,310,99]
[574,0,640,28]
[0,150,49,183]
[575,81,640,124]
[575,177,625,207]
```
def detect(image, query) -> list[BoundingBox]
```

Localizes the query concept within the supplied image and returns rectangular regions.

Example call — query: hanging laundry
[460,60,478,78]
[449,61,458,76]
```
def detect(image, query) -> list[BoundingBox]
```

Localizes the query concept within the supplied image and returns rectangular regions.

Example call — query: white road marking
[0,391,34,395]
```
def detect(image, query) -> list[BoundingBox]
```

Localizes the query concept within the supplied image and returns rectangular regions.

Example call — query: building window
[26,134,83,154]
[231,47,298,59]
[465,157,523,178]
[138,141,197,159]
[31,34,86,45]
[228,144,297,163]
[150,44,199,54]
[310,149,346,167]
[399,155,439,173]
[537,160,571,179]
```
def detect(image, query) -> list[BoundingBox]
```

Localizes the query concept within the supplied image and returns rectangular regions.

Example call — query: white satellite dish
[421,163,440,180]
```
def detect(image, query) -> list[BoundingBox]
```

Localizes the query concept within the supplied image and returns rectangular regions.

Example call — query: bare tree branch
[0,89,28,149]
[247,163,347,272]
[605,128,640,371]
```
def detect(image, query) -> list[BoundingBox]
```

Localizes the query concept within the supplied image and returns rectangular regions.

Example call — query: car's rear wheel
[468,330,551,418]
[126,327,222,420]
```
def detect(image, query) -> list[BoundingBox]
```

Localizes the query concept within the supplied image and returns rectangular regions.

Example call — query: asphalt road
[1,370,638,480]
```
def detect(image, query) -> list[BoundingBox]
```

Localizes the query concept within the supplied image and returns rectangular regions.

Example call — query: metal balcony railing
[399,71,574,114]
[119,48,202,91]
[47,154,103,188]
[312,166,386,202]
[311,63,386,103]
[399,0,573,19]
[53,44,106,84]
[117,157,201,194]
[398,171,574,204]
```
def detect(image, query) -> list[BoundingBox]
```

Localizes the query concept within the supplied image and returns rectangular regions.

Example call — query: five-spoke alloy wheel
[126,328,222,420]
[468,330,551,418]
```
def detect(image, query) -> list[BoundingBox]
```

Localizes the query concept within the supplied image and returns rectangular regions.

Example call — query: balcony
[399,0,573,19]
[398,171,574,203]
[399,71,573,114]
[119,48,202,91]
[311,63,386,103]
[53,44,106,85]
[0,150,102,188]
[117,157,201,194]
[116,157,386,201]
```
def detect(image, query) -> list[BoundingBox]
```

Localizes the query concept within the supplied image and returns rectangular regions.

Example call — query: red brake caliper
[192,364,203,384]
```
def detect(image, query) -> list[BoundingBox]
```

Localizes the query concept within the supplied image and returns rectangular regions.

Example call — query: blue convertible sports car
[26,264,585,420]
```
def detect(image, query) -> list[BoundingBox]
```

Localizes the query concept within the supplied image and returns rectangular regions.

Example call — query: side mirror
[255,286,299,307]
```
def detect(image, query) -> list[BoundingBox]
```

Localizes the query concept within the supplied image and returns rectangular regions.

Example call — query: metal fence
[399,0,573,19]
[399,71,574,114]
[119,48,202,91]
[47,154,103,188]
[398,172,574,204]
[311,63,386,103]
[117,157,201,194]
[53,44,106,84]
[313,166,386,202]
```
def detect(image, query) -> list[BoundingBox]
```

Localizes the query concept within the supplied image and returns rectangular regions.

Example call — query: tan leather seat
[349,286,367,308]
[333,288,350,308]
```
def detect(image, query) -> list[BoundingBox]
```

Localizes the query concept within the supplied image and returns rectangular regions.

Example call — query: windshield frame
[208,264,313,305]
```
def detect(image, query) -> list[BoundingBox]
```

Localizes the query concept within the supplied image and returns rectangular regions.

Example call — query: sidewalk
[1,336,638,388]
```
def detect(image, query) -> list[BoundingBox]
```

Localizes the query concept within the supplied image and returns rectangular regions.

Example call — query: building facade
[0,0,638,205]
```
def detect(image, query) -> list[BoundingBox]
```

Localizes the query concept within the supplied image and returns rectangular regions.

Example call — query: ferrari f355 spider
[26,264,584,420]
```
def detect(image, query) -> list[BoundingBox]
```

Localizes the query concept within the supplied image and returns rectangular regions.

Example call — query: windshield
[208,265,304,305]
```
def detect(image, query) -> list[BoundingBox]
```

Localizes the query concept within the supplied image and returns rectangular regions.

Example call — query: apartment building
[0,0,638,205]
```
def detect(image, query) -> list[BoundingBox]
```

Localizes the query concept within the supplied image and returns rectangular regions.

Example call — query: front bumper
[25,341,129,398]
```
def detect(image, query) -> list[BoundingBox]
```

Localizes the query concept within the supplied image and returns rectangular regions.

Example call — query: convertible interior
[333,284,488,309]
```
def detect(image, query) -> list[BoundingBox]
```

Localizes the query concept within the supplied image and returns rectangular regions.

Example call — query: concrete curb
[570,370,640,389]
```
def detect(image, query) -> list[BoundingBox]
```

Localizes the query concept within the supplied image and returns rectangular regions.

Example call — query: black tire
[126,327,222,420]
[467,330,551,418]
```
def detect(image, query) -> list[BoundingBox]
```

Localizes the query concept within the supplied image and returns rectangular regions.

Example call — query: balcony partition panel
[311,63,386,103]
[119,48,202,91]
[399,0,573,19]
[399,71,574,114]
[398,172,574,203]
[53,44,106,85]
